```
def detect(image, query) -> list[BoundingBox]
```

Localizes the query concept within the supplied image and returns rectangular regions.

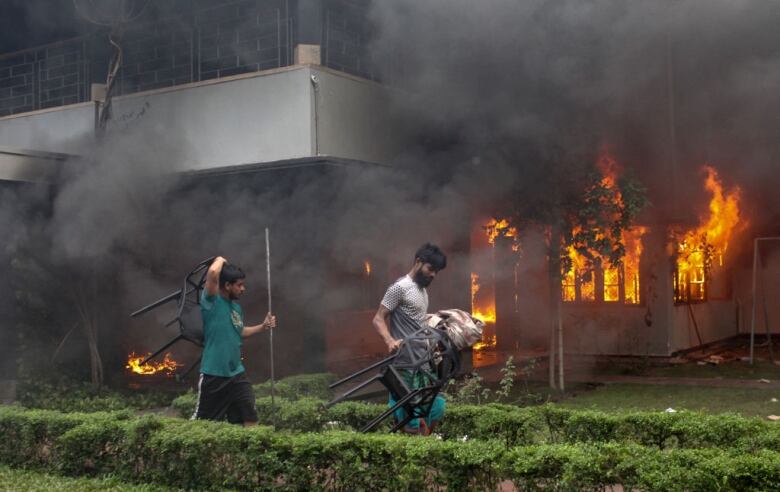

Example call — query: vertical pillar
[295,0,323,65]
[494,236,519,351]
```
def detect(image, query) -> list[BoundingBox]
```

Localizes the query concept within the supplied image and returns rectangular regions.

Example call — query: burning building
[1,0,778,389]
[462,154,751,363]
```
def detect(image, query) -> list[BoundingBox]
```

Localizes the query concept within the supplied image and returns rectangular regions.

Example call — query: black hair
[220,263,246,288]
[415,243,447,271]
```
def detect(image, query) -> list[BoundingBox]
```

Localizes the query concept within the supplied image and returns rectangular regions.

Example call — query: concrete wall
[558,228,674,356]
[0,104,94,154]
[0,148,65,182]
[562,304,666,356]
[314,68,406,165]
[736,242,780,336]
[108,68,314,171]
[556,226,741,356]
[0,66,404,171]
[669,300,738,353]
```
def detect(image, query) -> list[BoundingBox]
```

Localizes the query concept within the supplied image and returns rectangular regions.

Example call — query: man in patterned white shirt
[373,243,447,434]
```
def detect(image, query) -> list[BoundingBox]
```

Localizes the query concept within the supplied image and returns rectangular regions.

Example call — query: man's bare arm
[204,256,227,297]
[242,313,276,338]
[373,305,401,353]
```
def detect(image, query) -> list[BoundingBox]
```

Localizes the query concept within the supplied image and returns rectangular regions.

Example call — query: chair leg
[140,335,184,365]
[363,388,427,433]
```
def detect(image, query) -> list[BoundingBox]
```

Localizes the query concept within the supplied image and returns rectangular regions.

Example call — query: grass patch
[0,466,177,491]
[647,359,780,380]
[559,383,780,417]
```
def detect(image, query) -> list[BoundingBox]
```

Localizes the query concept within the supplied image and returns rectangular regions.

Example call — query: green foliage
[446,356,535,405]
[561,168,648,275]
[252,372,336,400]
[18,378,177,413]
[445,371,492,405]
[170,392,780,453]
[495,355,517,400]
[172,392,389,432]
[3,405,780,491]
[0,465,175,491]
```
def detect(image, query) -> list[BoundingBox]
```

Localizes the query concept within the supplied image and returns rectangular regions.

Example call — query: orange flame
[470,273,496,325]
[126,352,181,376]
[675,165,742,301]
[485,218,519,251]
[622,226,647,303]
[472,335,497,352]
[471,217,518,352]
[563,153,647,303]
[364,260,371,276]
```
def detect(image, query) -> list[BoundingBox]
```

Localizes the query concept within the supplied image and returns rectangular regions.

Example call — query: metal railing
[117,4,293,96]
[323,1,377,81]
[0,36,93,116]
[0,0,376,117]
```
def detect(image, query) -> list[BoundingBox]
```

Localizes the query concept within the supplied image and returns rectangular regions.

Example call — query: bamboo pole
[266,228,276,426]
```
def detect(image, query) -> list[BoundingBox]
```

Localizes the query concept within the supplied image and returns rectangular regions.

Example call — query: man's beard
[414,270,433,287]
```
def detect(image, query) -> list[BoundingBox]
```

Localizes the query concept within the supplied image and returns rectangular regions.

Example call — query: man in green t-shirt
[191,256,276,426]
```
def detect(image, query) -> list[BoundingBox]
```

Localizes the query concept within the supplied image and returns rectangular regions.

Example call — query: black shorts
[191,372,258,424]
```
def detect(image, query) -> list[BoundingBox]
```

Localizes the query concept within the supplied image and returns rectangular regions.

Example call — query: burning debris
[674,166,744,303]
[129,257,215,380]
[126,352,181,376]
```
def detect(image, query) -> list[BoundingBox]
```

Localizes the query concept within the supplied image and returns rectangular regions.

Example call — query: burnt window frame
[562,263,644,306]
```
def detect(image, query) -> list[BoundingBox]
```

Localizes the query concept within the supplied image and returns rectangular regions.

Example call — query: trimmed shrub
[3,406,780,491]
[253,372,337,400]
[17,380,176,413]
[438,403,546,446]
[169,396,780,451]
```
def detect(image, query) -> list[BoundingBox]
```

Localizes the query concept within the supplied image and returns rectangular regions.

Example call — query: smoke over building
[0,0,779,389]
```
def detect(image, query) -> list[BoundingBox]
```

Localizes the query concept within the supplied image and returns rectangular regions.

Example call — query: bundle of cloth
[424,309,484,351]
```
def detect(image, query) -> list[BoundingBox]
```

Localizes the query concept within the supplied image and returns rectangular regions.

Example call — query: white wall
[313,68,407,164]
[0,148,64,182]
[0,66,406,173]
[0,105,94,155]
[669,301,738,353]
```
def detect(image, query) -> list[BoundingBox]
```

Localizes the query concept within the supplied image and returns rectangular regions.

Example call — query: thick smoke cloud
[368,0,780,226]
[3,0,780,383]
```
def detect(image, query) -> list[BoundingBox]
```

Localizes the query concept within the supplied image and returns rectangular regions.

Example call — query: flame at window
[674,166,742,303]
[562,154,647,304]
[470,273,496,324]
[470,217,518,353]
[485,218,519,251]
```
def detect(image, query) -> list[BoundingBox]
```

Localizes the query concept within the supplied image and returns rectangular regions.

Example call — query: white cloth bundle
[424,309,484,351]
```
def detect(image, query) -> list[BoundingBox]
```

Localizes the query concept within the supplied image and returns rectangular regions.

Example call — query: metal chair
[325,319,461,433]
[129,257,215,380]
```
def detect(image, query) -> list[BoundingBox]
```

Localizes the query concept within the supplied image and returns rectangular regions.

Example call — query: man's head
[219,263,246,300]
[412,243,447,287]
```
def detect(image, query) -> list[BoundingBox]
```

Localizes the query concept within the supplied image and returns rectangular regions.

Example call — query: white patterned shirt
[381,275,428,326]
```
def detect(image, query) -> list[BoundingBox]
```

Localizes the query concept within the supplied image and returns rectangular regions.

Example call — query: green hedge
[0,465,174,491]
[252,372,336,400]
[18,379,177,413]
[17,373,337,415]
[172,395,390,433]
[171,394,780,452]
[2,406,780,491]
[503,443,780,491]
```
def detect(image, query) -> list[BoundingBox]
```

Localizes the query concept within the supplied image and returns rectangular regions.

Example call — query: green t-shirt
[200,291,245,377]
